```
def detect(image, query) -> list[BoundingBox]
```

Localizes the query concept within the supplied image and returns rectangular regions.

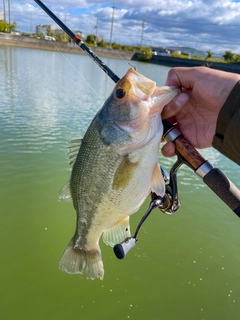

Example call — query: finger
[161,141,176,157]
[165,68,182,86]
[165,66,204,88]
[162,92,189,119]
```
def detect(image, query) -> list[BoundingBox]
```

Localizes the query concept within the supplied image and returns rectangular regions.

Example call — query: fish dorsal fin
[151,164,166,197]
[58,181,72,203]
[102,217,131,247]
[68,139,82,165]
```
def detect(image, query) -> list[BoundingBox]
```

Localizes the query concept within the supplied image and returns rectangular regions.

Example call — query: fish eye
[116,88,125,99]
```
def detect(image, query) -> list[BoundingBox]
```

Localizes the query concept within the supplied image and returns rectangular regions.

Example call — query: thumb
[162,92,189,119]
[165,67,207,89]
[165,68,182,86]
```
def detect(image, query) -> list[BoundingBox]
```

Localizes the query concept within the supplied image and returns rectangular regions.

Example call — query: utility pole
[109,6,115,49]
[3,0,6,31]
[7,0,10,27]
[94,17,98,47]
[64,14,67,41]
[2,0,6,21]
[140,17,145,52]
[30,12,32,36]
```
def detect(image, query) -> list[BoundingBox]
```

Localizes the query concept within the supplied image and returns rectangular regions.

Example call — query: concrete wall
[0,33,135,60]
[132,53,240,74]
[2,33,240,74]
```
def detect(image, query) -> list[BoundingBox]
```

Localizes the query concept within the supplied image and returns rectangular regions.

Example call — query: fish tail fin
[59,238,104,280]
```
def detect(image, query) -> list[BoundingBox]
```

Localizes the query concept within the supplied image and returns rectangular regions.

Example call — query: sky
[2,0,240,54]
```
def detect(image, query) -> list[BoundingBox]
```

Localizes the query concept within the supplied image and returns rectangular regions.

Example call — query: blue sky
[3,0,240,54]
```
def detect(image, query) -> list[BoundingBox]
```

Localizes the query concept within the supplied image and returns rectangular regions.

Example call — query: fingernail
[165,71,180,86]
[175,93,189,107]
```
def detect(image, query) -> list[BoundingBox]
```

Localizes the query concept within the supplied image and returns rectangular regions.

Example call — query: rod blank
[34,0,120,83]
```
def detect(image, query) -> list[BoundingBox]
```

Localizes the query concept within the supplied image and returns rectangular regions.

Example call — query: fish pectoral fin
[151,164,165,197]
[68,139,82,165]
[102,217,131,247]
[113,154,139,189]
[58,181,72,203]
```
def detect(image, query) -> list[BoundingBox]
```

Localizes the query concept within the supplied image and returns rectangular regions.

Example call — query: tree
[138,47,153,61]
[97,39,108,48]
[39,32,45,39]
[206,49,213,60]
[46,26,53,36]
[112,42,122,50]
[0,20,17,32]
[233,54,240,63]
[223,50,234,62]
[86,34,96,44]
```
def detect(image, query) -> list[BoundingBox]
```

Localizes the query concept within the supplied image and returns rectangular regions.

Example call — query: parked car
[44,35,56,41]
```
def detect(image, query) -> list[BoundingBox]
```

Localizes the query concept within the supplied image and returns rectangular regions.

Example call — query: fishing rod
[35,0,240,259]
[34,0,119,83]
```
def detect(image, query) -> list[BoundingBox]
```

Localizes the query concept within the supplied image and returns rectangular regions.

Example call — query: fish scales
[58,67,180,280]
[71,119,124,245]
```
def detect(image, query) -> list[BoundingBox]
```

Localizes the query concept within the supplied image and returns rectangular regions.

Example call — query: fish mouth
[114,68,180,132]
[126,67,157,100]
[149,86,181,116]
[125,68,180,108]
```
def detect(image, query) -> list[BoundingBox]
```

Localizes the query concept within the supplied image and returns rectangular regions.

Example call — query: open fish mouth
[125,68,156,99]
[148,85,181,116]
[124,68,180,107]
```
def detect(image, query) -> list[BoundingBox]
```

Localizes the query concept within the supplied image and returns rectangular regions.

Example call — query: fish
[58,67,180,280]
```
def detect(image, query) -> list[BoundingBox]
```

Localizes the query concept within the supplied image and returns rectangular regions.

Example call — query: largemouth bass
[58,67,180,280]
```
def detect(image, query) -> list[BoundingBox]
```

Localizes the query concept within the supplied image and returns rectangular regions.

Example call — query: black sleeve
[212,80,240,166]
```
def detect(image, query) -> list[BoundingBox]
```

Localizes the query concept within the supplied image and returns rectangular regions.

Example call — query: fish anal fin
[58,181,72,203]
[151,164,165,197]
[102,217,131,247]
[68,139,82,166]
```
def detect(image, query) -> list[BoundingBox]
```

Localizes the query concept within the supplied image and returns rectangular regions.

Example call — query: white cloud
[4,0,240,53]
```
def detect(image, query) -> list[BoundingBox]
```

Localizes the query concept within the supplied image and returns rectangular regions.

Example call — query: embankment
[0,33,134,60]
[1,33,240,74]
[132,54,240,74]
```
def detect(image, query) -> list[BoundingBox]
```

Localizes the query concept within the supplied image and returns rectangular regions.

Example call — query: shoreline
[0,33,134,60]
[144,54,240,74]
[1,33,240,74]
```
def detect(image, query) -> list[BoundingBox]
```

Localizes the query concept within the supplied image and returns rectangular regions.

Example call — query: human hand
[161,67,240,157]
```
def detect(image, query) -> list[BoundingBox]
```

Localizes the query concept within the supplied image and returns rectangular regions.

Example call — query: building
[0,10,3,20]
[36,24,58,36]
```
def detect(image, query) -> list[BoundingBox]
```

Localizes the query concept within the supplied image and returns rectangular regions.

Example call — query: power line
[138,15,240,28]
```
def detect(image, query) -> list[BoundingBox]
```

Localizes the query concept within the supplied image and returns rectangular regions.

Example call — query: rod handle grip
[203,168,240,217]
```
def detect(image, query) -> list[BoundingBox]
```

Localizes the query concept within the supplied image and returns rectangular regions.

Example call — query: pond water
[1,46,240,320]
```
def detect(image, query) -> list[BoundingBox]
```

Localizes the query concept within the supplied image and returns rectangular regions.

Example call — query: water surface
[1,46,240,320]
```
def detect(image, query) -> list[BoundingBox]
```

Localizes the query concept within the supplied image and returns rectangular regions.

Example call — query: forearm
[213,80,240,165]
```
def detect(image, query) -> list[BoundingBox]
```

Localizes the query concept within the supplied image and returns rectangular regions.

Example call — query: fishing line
[50,39,102,100]
[53,0,95,35]
[47,0,132,65]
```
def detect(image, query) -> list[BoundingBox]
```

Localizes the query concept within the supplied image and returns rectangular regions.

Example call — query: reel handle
[113,237,137,259]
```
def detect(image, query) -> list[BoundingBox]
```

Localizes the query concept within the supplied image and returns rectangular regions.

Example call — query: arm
[213,81,240,165]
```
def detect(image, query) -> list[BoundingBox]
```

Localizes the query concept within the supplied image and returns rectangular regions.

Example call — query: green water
[1,46,240,320]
